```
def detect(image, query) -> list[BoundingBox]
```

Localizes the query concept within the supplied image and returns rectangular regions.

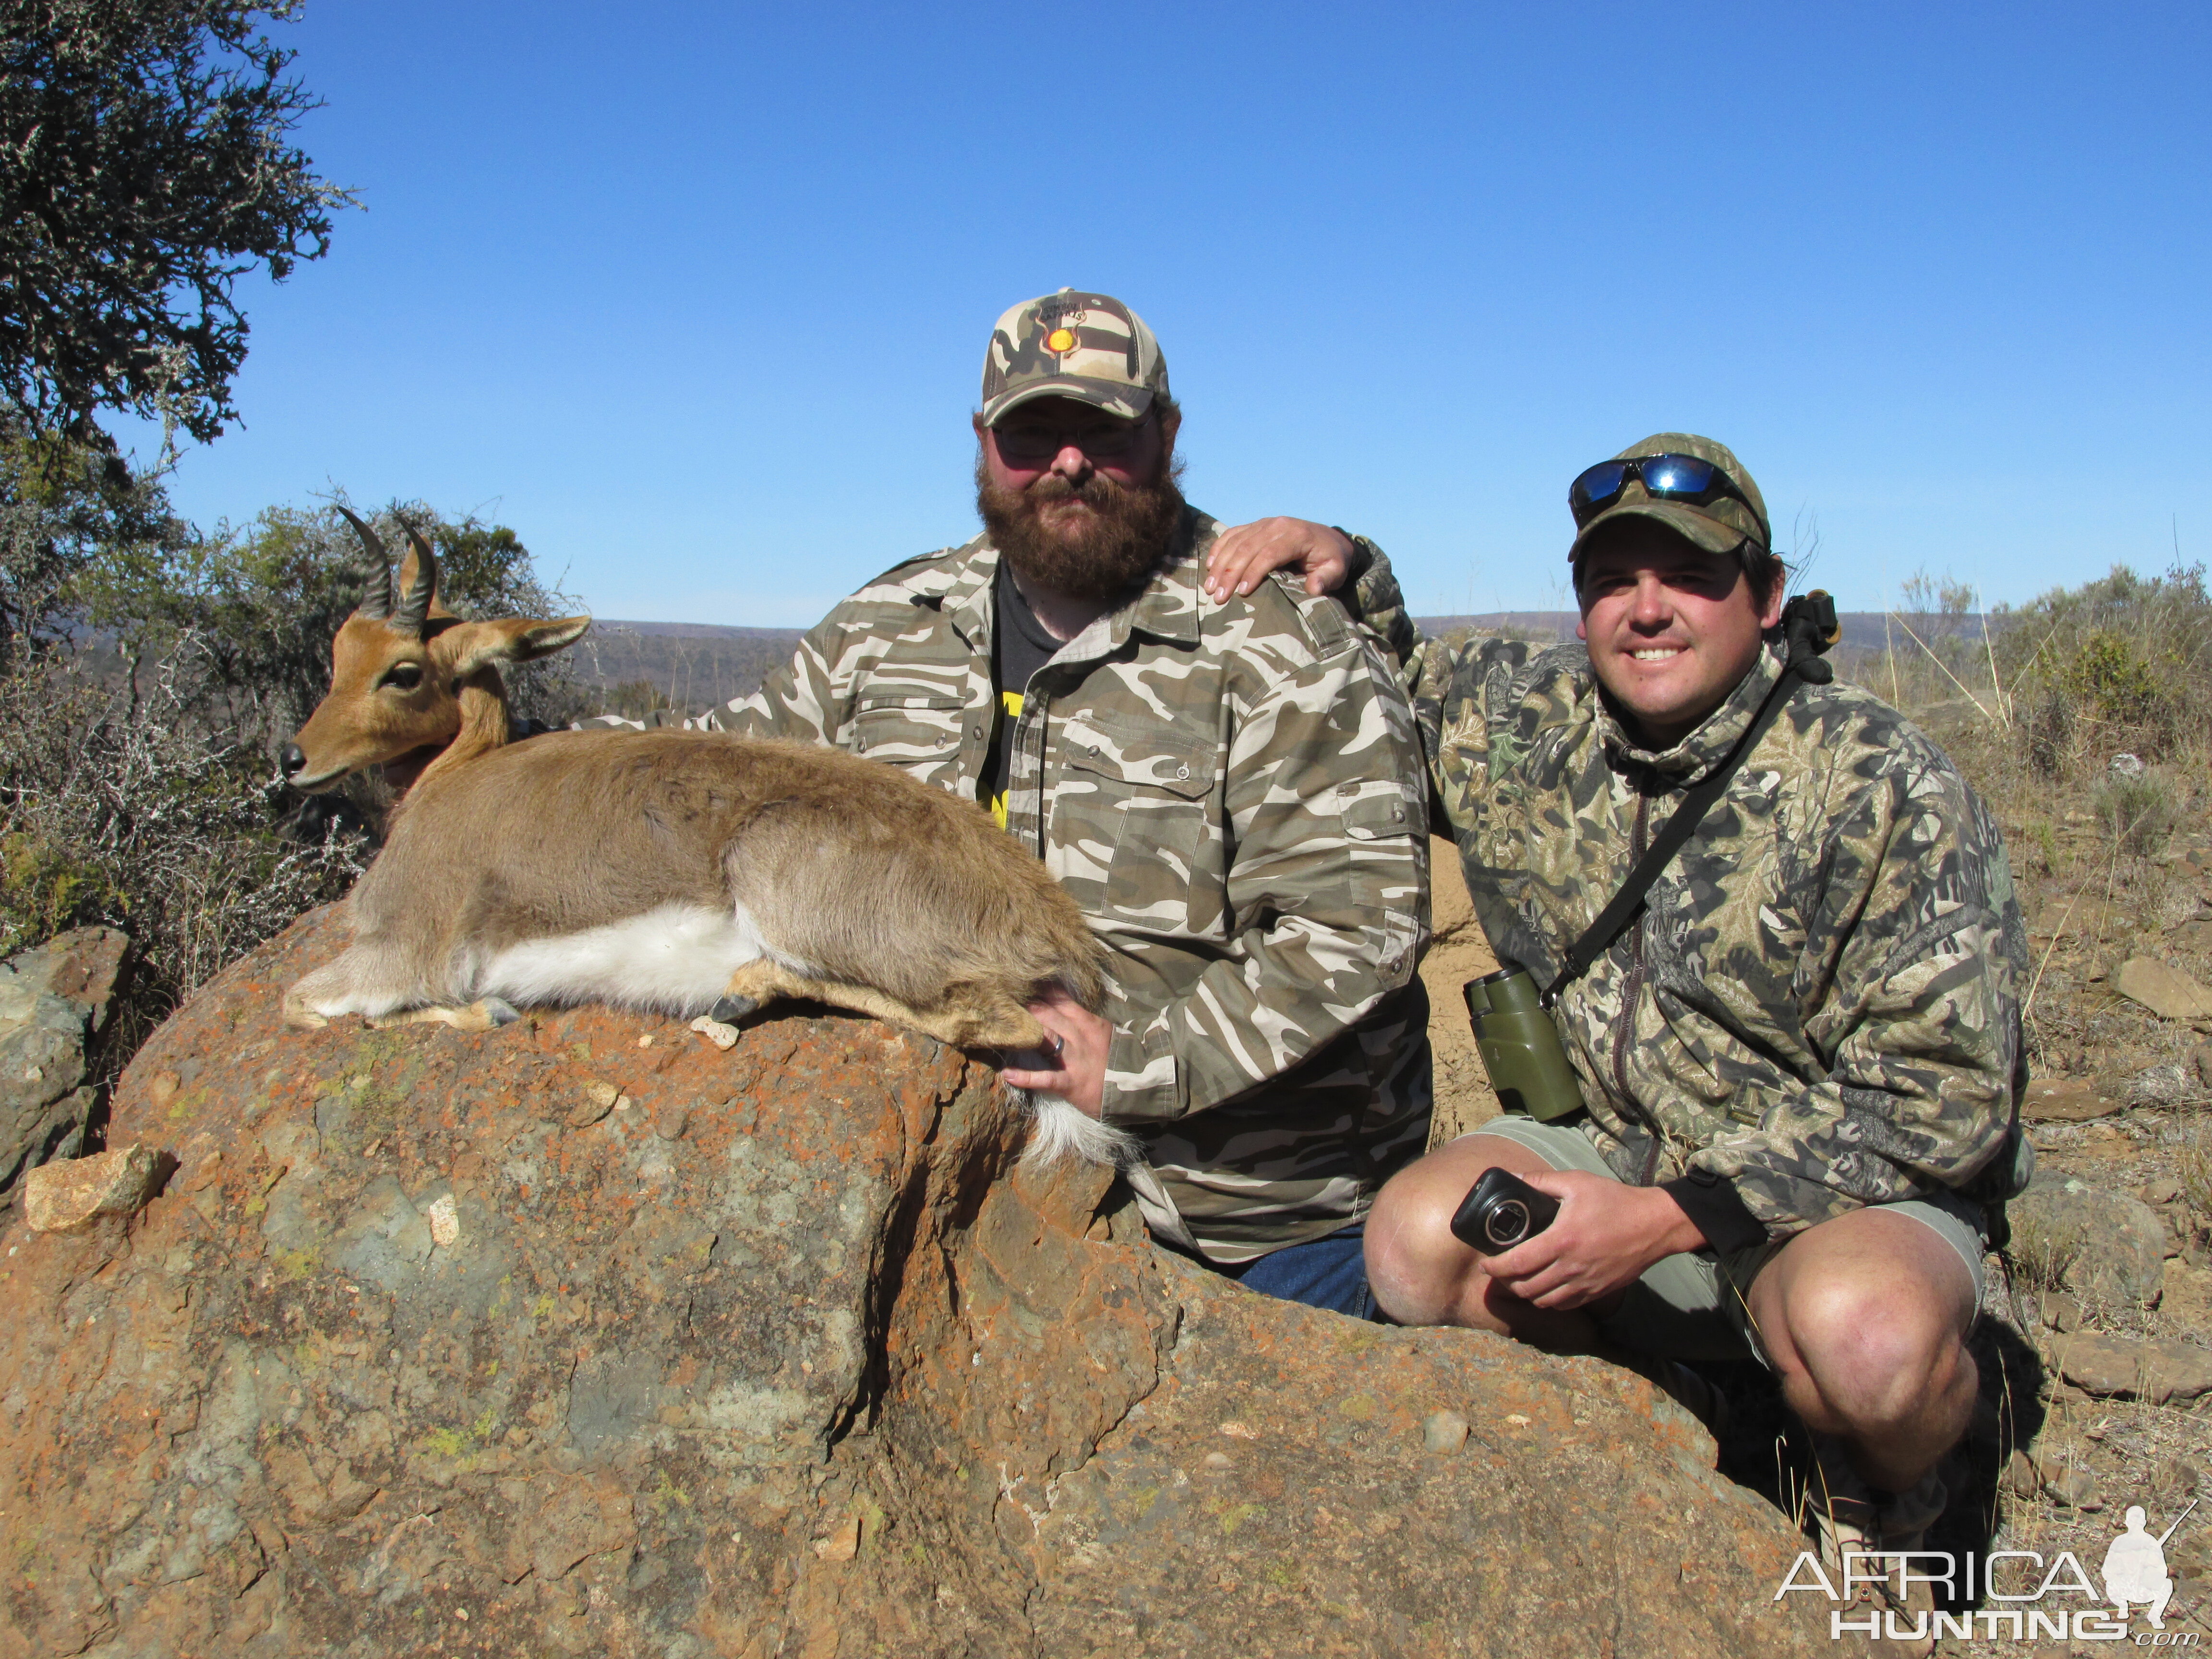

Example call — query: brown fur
[288,730,1105,1049]
[286,536,590,793]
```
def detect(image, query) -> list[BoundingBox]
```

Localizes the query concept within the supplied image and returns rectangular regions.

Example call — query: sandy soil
[1419,836,1502,1146]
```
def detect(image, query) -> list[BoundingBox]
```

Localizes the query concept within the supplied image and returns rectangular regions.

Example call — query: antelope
[278,507,592,798]
[282,514,1127,1167]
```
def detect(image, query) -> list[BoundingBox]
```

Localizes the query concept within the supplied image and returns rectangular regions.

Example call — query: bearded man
[626,290,1433,1314]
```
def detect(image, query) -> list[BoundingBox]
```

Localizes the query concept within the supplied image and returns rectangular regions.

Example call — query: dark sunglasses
[1568,454,1756,528]
[991,413,1152,467]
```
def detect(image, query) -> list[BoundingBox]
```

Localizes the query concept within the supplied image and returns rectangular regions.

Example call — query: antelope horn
[336,505,393,621]
[393,520,439,637]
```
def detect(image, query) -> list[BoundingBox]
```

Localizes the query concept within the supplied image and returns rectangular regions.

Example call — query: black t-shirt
[983,559,1062,826]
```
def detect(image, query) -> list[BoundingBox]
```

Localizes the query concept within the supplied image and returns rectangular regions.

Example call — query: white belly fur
[474,902,768,1017]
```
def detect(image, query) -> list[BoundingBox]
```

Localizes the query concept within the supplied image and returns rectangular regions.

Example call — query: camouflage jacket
[607,508,1433,1262]
[1354,557,2027,1247]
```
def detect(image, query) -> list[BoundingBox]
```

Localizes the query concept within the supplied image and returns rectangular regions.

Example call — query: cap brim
[1568,499,1754,563]
[982,377,1155,426]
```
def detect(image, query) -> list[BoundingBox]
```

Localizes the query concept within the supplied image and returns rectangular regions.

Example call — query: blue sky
[127,2,2212,625]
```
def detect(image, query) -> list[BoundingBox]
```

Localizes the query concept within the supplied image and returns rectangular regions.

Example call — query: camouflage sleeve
[1414,633,1540,848]
[1664,762,2027,1240]
[1342,537,1421,678]
[682,621,848,744]
[1101,630,1431,1123]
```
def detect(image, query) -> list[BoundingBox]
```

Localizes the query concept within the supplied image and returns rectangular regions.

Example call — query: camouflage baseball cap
[1566,432,1770,565]
[979,289,1169,426]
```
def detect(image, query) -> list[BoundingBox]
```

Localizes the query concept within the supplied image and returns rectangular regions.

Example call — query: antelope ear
[443,616,592,676]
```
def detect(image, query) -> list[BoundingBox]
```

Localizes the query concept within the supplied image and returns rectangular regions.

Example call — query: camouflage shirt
[1354,556,2027,1247]
[608,508,1433,1262]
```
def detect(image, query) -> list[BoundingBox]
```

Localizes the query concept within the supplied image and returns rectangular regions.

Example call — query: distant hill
[568,611,1984,716]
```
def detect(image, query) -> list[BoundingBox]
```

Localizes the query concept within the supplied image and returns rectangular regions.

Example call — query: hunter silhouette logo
[2105,1502,2192,1631]
[1775,1497,2200,1644]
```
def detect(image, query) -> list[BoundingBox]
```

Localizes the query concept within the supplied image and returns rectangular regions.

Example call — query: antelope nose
[280,743,307,780]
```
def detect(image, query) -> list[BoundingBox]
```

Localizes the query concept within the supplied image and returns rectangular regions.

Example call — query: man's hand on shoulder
[1480,1173,1708,1310]
[1204,517,1354,602]
[1001,986,1112,1118]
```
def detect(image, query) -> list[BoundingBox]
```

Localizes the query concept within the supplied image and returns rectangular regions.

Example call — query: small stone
[2036,1290,2080,1332]
[1203,1450,1233,1469]
[1422,1410,1470,1454]
[24,1145,163,1233]
[2043,1464,2102,1509]
[2141,1178,2185,1206]
[652,1102,690,1142]
[423,1194,460,1248]
[637,1033,654,1047]
[689,1015,739,1051]
[149,1071,180,1106]
[2005,1448,2040,1499]
[568,1082,624,1128]
[2116,958,2212,1022]
[1218,1421,1258,1441]
[812,1515,860,1561]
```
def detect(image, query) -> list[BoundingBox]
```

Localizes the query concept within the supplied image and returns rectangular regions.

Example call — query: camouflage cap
[1567,433,1770,565]
[980,289,1169,426]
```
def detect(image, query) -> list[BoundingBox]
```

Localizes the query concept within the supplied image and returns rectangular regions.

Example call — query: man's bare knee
[1366,1134,1551,1328]
[1755,1211,1978,1446]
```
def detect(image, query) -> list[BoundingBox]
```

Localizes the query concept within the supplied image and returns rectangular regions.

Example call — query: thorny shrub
[0,636,367,1076]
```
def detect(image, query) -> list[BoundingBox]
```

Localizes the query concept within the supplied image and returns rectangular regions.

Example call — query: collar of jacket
[938,505,1212,657]
[1596,640,1783,786]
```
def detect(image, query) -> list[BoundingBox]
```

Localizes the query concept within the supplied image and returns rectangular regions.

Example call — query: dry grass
[0,637,367,1085]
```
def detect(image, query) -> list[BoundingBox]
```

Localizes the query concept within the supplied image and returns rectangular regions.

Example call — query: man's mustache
[1024,472,1128,507]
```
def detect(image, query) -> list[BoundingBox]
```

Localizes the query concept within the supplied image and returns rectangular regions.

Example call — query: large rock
[2008,1172,2166,1307]
[0,906,1827,1657]
[0,926,129,1211]
[2116,957,2212,1021]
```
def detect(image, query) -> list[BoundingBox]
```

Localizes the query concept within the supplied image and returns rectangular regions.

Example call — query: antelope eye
[381,662,424,691]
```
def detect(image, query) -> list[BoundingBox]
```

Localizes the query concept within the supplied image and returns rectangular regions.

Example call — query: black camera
[1448,1167,1560,1255]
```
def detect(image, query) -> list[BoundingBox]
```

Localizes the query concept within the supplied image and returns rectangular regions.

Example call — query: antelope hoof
[475,998,522,1028]
[282,1004,330,1031]
[709,995,759,1025]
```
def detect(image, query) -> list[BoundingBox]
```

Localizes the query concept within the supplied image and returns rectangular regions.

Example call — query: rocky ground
[0,906,1835,1658]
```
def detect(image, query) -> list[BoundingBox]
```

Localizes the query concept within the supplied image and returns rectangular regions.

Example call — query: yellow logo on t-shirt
[989,687,1023,828]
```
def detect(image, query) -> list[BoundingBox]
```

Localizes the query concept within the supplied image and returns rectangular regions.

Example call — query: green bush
[2090,768,2179,857]
[1988,563,2212,769]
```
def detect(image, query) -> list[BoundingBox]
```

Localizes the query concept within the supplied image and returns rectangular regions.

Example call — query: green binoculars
[1462,968,1587,1122]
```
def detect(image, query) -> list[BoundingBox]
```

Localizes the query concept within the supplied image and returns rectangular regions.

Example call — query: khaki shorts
[1463,1116,1990,1366]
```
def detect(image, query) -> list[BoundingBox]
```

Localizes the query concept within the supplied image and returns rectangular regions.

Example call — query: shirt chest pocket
[851,692,971,787]
[1053,716,1220,935]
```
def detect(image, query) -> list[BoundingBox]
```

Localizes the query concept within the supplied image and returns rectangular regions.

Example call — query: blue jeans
[1170,1224,1379,1320]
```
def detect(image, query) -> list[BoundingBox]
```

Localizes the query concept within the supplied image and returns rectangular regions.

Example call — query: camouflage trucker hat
[980,289,1169,426]
[1566,432,1770,565]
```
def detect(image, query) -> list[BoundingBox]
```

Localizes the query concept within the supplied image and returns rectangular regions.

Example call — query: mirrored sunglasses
[1569,454,1755,528]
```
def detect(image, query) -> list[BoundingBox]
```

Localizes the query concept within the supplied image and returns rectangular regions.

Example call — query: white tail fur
[1015,1091,1141,1170]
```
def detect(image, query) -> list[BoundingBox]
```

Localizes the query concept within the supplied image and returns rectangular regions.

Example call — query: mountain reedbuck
[281,511,1125,1166]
